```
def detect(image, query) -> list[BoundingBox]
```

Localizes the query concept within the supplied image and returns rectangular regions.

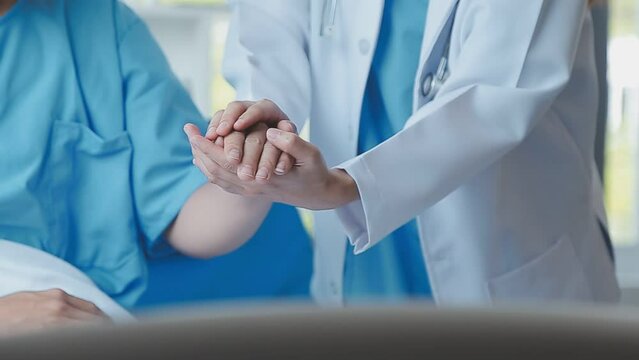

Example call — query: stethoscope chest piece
[421,73,434,98]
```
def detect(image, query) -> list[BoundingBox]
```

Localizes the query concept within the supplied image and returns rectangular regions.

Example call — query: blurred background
[121,0,639,309]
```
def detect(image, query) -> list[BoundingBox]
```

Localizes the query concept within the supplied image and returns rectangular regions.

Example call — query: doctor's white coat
[223,0,620,305]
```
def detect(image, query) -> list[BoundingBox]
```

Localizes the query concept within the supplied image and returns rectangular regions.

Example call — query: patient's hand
[205,100,298,180]
[185,100,360,210]
[0,289,108,337]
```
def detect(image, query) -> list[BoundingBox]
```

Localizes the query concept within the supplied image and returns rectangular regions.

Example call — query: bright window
[606,0,639,248]
[124,0,235,115]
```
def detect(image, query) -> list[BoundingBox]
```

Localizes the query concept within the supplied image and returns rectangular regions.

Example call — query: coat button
[358,39,371,55]
[421,73,433,98]
[330,281,339,295]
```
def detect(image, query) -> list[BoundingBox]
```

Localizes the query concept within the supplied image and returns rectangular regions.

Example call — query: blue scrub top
[343,0,432,302]
[0,0,207,307]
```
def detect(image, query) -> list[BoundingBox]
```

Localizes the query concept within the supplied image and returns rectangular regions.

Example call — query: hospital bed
[1,305,639,359]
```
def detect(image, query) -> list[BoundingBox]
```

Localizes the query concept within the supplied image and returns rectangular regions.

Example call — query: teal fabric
[344,0,432,302]
[0,0,207,307]
[136,204,313,309]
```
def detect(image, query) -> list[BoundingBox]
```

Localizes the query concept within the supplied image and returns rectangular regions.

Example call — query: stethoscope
[320,0,458,102]
[320,0,338,37]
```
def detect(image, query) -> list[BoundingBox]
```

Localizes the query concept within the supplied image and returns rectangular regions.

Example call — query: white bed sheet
[0,239,134,322]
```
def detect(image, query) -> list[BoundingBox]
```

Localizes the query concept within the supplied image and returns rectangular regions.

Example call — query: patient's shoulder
[59,0,143,44]
[113,1,144,41]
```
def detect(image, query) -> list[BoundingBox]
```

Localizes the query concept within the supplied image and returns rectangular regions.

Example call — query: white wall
[125,2,223,115]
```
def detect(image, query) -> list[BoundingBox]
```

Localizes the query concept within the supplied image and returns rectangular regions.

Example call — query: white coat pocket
[487,236,594,304]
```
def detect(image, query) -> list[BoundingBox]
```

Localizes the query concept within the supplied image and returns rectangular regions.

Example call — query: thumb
[266,128,316,162]
[183,123,202,140]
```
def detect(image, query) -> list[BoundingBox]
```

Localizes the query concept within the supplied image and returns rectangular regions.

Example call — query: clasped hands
[184,100,359,211]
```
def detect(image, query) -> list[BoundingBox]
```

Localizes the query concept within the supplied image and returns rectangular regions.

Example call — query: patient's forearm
[165,183,271,259]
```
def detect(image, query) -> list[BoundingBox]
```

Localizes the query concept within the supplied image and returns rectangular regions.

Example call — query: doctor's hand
[187,127,360,211]
[0,289,108,337]
[205,100,296,179]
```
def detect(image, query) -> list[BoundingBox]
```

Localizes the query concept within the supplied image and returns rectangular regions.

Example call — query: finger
[193,145,237,176]
[274,153,294,176]
[62,308,108,322]
[194,152,247,195]
[215,136,224,147]
[42,289,104,317]
[217,101,254,137]
[64,295,106,318]
[205,110,225,140]
[233,99,289,131]
[266,128,318,163]
[191,135,235,172]
[224,131,246,164]
[238,124,268,181]
[273,120,297,176]
[277,119,298,134]
[256,141,282,182]
[194,156,216,182]
[183,123,202,140]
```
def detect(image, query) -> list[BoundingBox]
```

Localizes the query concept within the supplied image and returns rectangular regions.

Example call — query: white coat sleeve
[336,0,589,254]
[223,0,311,129]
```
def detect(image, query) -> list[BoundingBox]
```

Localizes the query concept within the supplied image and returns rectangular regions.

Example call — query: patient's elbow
[169,232,254,260]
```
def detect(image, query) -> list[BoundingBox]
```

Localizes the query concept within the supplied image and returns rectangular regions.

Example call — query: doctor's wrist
[327,169,359,208]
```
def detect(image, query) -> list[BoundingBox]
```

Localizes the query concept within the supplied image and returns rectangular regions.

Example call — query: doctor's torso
[292,0,620,304]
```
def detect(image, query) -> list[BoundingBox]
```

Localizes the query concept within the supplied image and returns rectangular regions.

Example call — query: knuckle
[227,133,245,142]
[225,144,242,156]
[46,289,68,300]
[259,98,275,107]
[209,111,224,127]
[283,134,298,148]
[309,146,322,160]
[228,101,244,110]
[48,300,67,315]
[280,121,295,133]
[245,136,264,146]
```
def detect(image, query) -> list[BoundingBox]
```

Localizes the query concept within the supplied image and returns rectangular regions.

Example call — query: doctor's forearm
[165,183,271,259]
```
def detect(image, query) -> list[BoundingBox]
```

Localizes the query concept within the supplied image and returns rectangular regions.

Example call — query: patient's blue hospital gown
[0,0,207,307]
